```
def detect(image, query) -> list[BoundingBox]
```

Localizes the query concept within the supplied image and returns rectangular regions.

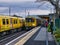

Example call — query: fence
[55,18,60,28]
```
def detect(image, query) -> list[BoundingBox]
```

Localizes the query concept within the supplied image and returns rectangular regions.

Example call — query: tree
[36,0,60,18]
[36,0,59,6]
[49,0,59,18]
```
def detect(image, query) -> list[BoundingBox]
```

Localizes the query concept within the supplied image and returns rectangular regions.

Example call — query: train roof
[0,15,11,18]
[0,15,23,19]
[26,15,41,20]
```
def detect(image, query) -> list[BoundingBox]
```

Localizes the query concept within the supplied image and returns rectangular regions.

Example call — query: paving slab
[24,27,56,45]
[48,32,54,41]
[34,27,46,41]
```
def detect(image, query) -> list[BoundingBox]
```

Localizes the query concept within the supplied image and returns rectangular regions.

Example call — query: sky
[0,0,36,2]
[0,0,54,17]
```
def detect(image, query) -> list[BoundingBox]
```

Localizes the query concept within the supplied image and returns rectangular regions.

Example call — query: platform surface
[34,27,46,41]
[24,27,56,45]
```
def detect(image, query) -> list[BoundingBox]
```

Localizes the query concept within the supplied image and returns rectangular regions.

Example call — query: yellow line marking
[15,27,40,45]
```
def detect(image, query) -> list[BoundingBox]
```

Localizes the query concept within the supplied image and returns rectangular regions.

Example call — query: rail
[5,26,40,45]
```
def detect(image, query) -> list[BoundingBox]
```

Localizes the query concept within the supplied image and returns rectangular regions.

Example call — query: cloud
[0,1,54,18]
[0,0,36,3]
[0,9,53,18]
[29,9,50,15]
[0,7,8,10]
[0,7,9,13]
[14,9,51,17]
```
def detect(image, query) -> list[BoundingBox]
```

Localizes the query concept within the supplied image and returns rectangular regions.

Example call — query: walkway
[24,27,56,45]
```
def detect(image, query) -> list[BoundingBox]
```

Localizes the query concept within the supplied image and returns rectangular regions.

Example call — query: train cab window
[26,18,34,22]
[6,19,9,24]
[2,19,5,25]
[31,18,34,22]
[26,18,31,22]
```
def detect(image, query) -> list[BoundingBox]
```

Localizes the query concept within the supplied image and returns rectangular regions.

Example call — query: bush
[56,38,60,42]
[54,30,60,37]
[47,24,51,32]
[54,28,60,42]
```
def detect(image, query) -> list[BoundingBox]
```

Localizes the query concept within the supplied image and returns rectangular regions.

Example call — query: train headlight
[32,24,35,26]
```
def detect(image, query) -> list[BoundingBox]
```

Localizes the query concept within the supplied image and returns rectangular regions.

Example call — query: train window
[19,20,21,23]
[2,19,5,25]
[14,20,15,24]
[26,18,31,22]
[16,19,17,24]
[19,19,23,23]
[15,20,16,24]
[14,19,17,24]
[6,19,9,24]
[21,20,23,23]
[10,18,12,24]
[26,18,34,22]
[31,18,34,22]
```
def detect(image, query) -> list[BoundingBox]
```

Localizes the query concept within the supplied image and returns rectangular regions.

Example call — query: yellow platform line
[15,27,40,45]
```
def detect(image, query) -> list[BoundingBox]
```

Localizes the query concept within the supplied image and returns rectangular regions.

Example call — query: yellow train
[0,15,24,36]
[0,15,42,35]
[25,16,41,30]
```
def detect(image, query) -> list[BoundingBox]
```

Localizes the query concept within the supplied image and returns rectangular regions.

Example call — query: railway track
[0,30,27,45]
[0,30,25,40]
[5,27,40,45]
[0,27,39,45]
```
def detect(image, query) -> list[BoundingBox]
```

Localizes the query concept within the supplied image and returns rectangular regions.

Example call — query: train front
[25,17,36,30]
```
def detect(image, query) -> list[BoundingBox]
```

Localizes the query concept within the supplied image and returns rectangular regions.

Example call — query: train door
[1,19,6,32]
[5,18,11,30]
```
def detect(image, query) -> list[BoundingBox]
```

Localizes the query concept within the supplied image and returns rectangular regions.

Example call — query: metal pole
[54,8,56,31]
[25,8,26,18]
[28,11,29,16]
[25,8,26,29]
[9,7,11,16]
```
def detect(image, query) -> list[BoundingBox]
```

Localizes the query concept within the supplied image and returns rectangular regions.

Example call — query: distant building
[13,15,23,18]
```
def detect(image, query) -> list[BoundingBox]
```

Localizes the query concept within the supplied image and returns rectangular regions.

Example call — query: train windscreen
[26,18,34,22]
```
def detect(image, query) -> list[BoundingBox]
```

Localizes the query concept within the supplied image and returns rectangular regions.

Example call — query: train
[0,15,42,36]
[0,15,24,36]
[25,16,42,30]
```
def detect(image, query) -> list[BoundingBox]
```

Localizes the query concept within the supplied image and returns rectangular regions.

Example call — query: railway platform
[15,27,56,45]
[5,26,57,45]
